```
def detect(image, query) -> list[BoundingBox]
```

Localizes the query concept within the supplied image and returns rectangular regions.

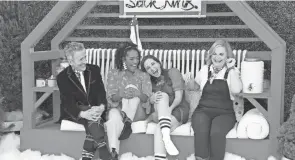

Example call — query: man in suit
[56,42,132,160]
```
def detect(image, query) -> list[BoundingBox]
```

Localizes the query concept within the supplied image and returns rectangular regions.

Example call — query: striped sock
[81,150,94,160]
[159,116,171,141]
[155,153,167,160]
[159,116,179,156]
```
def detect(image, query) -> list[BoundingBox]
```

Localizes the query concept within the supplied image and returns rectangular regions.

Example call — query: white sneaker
[163,139,179,156]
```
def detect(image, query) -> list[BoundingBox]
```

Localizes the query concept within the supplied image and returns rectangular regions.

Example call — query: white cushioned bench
[60,48,247,136]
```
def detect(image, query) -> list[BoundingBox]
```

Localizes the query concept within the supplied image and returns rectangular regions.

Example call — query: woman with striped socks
[141,55,190,160]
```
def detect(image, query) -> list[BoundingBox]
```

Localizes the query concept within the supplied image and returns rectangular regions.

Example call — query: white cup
[47,79,56,87]
[36,79,46,87]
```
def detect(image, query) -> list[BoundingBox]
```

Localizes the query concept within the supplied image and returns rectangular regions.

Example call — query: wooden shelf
[33,87,59,92]
[238,89,270,99]
[3,121,23,132]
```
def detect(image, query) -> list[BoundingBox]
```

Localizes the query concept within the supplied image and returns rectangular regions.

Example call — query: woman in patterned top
[141,55,190,160]
[105,43,152,155]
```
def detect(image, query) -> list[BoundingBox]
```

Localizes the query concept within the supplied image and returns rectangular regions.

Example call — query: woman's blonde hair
[206,39,234,65]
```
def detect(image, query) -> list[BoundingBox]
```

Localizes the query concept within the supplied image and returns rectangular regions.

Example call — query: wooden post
[52,60,61,123]
[268,46,286,158]
[21,47,36,130]
[21,1,74,130]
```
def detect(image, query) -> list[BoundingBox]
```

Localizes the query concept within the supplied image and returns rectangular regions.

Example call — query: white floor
[0,132,278,160]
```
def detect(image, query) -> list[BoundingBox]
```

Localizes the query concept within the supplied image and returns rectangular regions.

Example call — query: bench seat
[20,122,270,160]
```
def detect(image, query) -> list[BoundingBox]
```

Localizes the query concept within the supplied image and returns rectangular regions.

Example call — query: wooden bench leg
[52,90,60,123]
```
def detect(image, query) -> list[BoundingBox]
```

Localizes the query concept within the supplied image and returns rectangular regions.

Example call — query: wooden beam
[119,1,124,15]
[51,1,98,49]
[226,138,270,160]
[246,51,271,61]
[247,98,268,118]
[33,87,59,92]
[87,12,236,18]
[100,1,223,6]
[98,1,120,5]
[65,37,261,42]
[201,1,207,16]
[225,1,286,50]
[206,12,236,17]
[31,50,62,61]
[205,1,225,4]
[21,1,74,49]
[34,92,52,109]
[268,46,286,158]
[76,25,249,30]
[87,13,120,18]
[238,89,270,99]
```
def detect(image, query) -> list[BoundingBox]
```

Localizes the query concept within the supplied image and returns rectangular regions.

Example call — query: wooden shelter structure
[20,1,286,160]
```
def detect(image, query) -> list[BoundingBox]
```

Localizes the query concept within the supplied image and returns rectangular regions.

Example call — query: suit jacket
[56,64,107,125]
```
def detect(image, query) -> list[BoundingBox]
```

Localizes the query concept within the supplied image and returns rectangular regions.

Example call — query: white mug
[47,79,56,87]
[36,79,46,87]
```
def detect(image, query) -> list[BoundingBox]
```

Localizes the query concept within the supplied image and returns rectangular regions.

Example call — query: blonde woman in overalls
[187,39,243,160]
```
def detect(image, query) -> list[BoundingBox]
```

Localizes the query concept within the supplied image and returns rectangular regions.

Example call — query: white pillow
[60,120,85,131]
[131,121,147,133]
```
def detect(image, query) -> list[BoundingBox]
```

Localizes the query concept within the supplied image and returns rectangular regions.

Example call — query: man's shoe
[195,156,209,160]
[110,148,118,160]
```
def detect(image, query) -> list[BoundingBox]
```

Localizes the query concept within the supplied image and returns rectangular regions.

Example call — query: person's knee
[210,125,228,137]
[83,140,95,152]
[155,92,170,110]
[160,92,169,101]
[122,97,140,104]
[210,115,235,136]
[131,97,140,102]
[191,111,209,129]
[107,108,122,121]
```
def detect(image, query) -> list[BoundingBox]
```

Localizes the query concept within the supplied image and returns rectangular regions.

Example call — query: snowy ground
[0,133,155,160]
[0,133,279,160]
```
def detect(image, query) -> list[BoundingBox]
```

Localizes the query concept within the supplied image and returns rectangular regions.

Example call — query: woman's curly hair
[114,42,141,71]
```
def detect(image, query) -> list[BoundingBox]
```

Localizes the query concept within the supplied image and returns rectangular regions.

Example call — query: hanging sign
[120,0,205,18]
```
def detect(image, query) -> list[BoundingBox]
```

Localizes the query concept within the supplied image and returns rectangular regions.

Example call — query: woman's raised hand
[150,91,163,104]
[226,58,236,69]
